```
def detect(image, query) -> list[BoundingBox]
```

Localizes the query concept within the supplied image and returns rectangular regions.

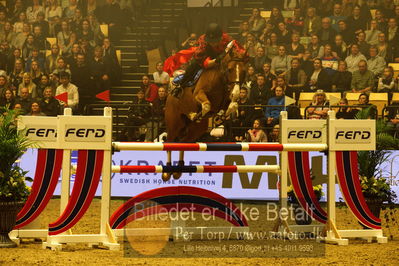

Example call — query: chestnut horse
[162,46,247,180]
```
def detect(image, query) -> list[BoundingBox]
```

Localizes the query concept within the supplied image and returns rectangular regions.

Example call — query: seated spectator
[233,87,254,141]
[18,73,37,99]
[307,34,324,60]
[377,67,397,101]
[286,8,304,34]
[351,60,374,93]
[10,0,25,24]
[1,22,16,45]
[30,60,44,87]
[269,124,280,142]
[86,0,98,16]
[236,22,249,45]
[57,20,72,53]
[346,4,368,37]
[269,7,284,28]
[79,37,94,59]
[376,32,392,62]
[259,22,275,44]
[0,74,9,96]
[78,19,96,47]
[22,35,36,61]
[89,46,111,94]
[52,57,72,77]
[367,46,386,78]
[46,0,62,24]
[276,22,291,45]
[337,20,353,45]
[37,74,51,97]
[332,60,352,93]
[345,44,367,73]
[244,65,256,89]
[26,101,46,116]
[307,58,331,92]
[12,23,31,50]
[303,7,322,36]
[265,86,285,127]
[16,87,32,114]
[55,71,79,111]
[243,33,261,58]
[375,9,387,32]
[355,31,370,57]
[250,47,270,74]
[123,89,151,141]
[286,33,305,60]
[181,33,198,49]
[317,17,337,45]
[357,93,377,118]
[65,43,81,67]
[39,87,60,116]
[9,58,24,93]
[307,90,329,119]
[262,63,277,90]
[250,74,272,121]
[153,61,170,87]
[285,58,307,99]
[264,33,279,59]
[13,12,27,34]
[141,75,158,103]
[32,24,49,50]
[146,87,167,141]
[331,34,348,60]
[365,19,382,46]
[386,101,399,136]
[0,89,16,109]
[70,9,84,33]
[315,0,334,18]
[301,50,314,78]
[63,0,79,20]
[26,0,44,24]
[320,44,338,71]
[25,48,45,72]
[46,44,61,74]
[336,98,358,119]
[387,17,399,46]
[245,119,268,142]
[271,46,291,76]
[330,3,346,32]
[248,8,265,37]
[61,31,78,55]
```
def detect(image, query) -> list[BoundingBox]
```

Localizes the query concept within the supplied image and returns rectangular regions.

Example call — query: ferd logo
[25,126,57,141]
[335,128,372,144]
[287,128,323,143]
[64,125,106,142]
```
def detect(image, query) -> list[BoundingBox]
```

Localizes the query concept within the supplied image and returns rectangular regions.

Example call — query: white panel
[281,119,327,144]
[18,116,60,149]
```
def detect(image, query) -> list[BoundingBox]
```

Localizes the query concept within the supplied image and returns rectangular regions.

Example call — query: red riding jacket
[194,32,232,68]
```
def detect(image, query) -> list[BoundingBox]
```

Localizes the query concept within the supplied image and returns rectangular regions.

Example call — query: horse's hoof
[172,172,182,179]
[162,173,171,181]
[188,112,197,121]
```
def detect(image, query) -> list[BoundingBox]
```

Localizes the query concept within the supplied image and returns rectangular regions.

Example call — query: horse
[162,44,247,181]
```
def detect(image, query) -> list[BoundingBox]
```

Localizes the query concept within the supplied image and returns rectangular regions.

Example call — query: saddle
[171,69,203,97]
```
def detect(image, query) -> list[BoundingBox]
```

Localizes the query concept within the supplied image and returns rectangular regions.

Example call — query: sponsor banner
[281,119,327,144]
[18,149,399,202]
[18,116,58,148]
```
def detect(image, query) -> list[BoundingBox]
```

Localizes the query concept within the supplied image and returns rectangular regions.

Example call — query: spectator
[10,0,25,24]
[63,0,79,20]
[286,8,304,34]
[65,43,81,67]
[303,7,322,36]
[103,38,119,83]
[307,58,331,92]
[55,71,79,111]
[26,101,46,116]
[13,12,27,34]
[351,60,374,93]
[284,0,300,10]
[9,58,24,93]
[286,33,305,60]
[269,7,284,28]
[33,11,49,38]
[52,57,71,77]
[46,0,62,23]
[61,31,78,55]
[337,20,353,45]
[367,46,386,78]
[0,88,16,109]
[332,60,352,93]
[37,74,51,97]
[320,44,338,71]
[86,0,98,16]
[233,87,254,141]
[336,98,358,119]
[39,87,60,116]
[26,0,44,24]
[181,33,198,49]
[307,34,324,60]
[236,22,249,45]
[330,3,346,31]
[141,75,158,103]
[1,22,16,45]
[123,89,151,141]
[250,47,270,74]
[285,58,307,99]
[386,101,399,136]
[70,53,92,114]
[250,75,272,120]
[317,17,337,45]
[0,74,8,96]
[387,18,399,46]
[357,93,376,118]
[346,4,368,37]
[248,8,265,37]
[153,61,170,87]
[21,35,36,60]
[25,47,45,72]
[244,65,256,89]
[307,90,329,119]
[269,124,280,142]
[301,50,314,78]
[345,44,367,73]
[97,0,124,41]
[356,31,370,57]
[6,48,24,74]
[264,32,279,59]
[18,72,37,99]
[78,19,96,47]
[245,119,268,142]
[46,44,61,74]
[146,86,167,141]
[89,46,111,95]
[276,22,291,45]
[70,9,84,33]
[243,33,261,58]
[376,32,392,62]
[265,86,285,127]
[259,22,275,44]
[16,87,32,114]
[57,20,72,53]
[331,34,348,60]
[375,9,387,32]
[315,0,334,18]
[365,19,383,46]
[271,46,291,76]
[377,67,396,100]
[29,60,44,88]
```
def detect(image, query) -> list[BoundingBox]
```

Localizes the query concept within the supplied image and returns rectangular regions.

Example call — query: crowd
[0,0,123,116]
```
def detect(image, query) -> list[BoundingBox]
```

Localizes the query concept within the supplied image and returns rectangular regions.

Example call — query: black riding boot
[172,60,201,96]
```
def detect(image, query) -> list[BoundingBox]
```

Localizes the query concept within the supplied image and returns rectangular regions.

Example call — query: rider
[172,23,232,95]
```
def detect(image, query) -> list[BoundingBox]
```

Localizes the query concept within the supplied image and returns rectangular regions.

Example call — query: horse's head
[221,41,248,90]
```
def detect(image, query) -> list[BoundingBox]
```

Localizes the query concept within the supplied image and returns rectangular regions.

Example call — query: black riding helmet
[205,23,223,43]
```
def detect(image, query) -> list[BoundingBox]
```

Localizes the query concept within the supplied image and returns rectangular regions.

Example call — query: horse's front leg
[189,89,211,121]
[225,83,240,117]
